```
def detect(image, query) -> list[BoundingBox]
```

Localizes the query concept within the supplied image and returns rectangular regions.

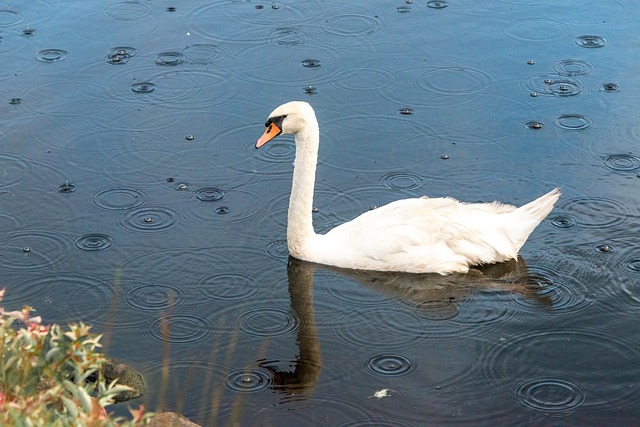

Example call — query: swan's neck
[287,123,319,258]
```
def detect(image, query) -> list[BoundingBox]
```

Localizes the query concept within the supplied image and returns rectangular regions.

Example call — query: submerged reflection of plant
[0,288,151,426]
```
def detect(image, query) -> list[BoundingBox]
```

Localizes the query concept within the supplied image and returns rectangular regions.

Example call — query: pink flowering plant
[0,289,151,426]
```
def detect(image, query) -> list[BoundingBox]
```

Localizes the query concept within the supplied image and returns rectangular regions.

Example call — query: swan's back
[311,188,560,274]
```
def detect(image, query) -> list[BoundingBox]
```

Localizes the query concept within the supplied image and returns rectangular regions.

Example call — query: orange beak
[256,123,282,148]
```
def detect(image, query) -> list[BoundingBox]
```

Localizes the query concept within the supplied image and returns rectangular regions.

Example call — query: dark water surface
[2,0,640,425]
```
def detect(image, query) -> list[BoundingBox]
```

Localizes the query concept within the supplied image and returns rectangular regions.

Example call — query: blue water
[1,0,640,425]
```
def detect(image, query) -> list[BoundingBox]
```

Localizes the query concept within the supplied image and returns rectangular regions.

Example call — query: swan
[256,101,560,275]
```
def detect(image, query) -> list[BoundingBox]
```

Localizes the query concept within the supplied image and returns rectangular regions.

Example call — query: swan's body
[257,101,560,275]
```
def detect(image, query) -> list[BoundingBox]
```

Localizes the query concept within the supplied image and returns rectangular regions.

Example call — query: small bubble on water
[602,83,619,93]
[22,27,36,37]
[175,182,189,191]
[215,206,230,214]
[143,217,153,223]
[271,3,280,9]
[527,60,535,65]
[530,92,538,97]
[301,58,321,68]
[255,4,264,9]
[23,247,31,253]
[544,79,553,85]
[166,6,176,12]
[595,244,612,253]
[559,85,569,92]
[441,154,449,159]
[185,134,194,141]
[397,6,411,12]
[131,82,156,93]
[406,0,413,3]
[369,205,378,210]
[399,107,414,115]
[427,0,448,8]
[57,181,77,193]
[9,98,22,105]
[526,121,544,130]
[303,85,318,95]
[311,207,319,213]
[166,177,175,183]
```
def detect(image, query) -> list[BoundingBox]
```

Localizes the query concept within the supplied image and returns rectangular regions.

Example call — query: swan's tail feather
[510,188,561,252]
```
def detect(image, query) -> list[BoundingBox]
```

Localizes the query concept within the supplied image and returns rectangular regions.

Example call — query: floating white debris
[368,388,398,399]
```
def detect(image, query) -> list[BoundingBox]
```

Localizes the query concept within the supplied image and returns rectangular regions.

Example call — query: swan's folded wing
[320,197,519,273]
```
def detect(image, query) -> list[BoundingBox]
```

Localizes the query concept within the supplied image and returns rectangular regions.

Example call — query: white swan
[256,101,560,275]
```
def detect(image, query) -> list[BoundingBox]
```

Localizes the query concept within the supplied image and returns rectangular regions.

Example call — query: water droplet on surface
[301,58,321,68]
[311,207,319,213]
[575,35,606,48]
[120,206,179,232]
[427,0,448,8]
[107,46,138,65]
[406,0,413,3]
[527,60,535,65]
[602,83,619,93]
[166,6,176,12]
[303,85,318,95]
[225,369,272,392]
[57,181,77,193]
[9,98,22,105]
[215,206,230,214]
[271,3,280,9]
[166,177,175,183]
[549,215,577,228]
[22,27,36,37]
[530,92,537,97]
[175,182,189,191]
[396,6,411,12]
[35,49,70,63]
[143,217,153,223]
[185,134,194,141]
[22,247,31,253]
[595,244,612,253]
[131,82,156,93]
[398,107,414,115]
[255,4,264,9]
[525,121,544,130]
[441,154,449,159]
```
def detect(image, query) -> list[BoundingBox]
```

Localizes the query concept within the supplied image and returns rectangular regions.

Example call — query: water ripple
[601,154,640,172]
[35,48,70,63]
[179,43,229,64]
[500,17,574,42]
[365,353,415,377]
[225,369,273,393]
[575,34,606,48]
[120,282,191,311]
[523,73,583,97]
[119,206,180,233]
[560,197,632,229]
[553,59,595,76]
[73,233,115,251]
[0,230,72,271]
[511,377,587,415]
[90,187,146,210]
[143,313,216,344]
[477,329,640,410]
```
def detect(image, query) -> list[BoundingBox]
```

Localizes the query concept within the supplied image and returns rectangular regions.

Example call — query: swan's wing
[320,197,519,273]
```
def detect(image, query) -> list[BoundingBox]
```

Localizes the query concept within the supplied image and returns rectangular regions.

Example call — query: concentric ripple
[155,51,185,66]
[143,313,215,344]
[120,282,190,311]
[119,206,180,232]
[179,44,229,64]
[601,154,640,172]
[427,1,449,8]
[91,188,146,210]
[621,256,640,274]
[263,239,290,259]
[560,197,631,228]
[73,233,115,251]
[523,74,583,97]
[379,171,427,191]
[552,59,595,76]
[233,307,300,337]
[412,66,492,96]
[35,49,70,63]
[548,215,578,229]
[502,265,593,315]
[511,378,587,415]
[266,27,306,45]
[103,1,154,20]
[321,13,381,38]
[0,9,25,26]
[194,187,226,202]
[554,114,592,130]
[478,329,640,410]
[501,17,574,42]
[575,35,606,48]
[0,230,72,271]
[225,369,273,393]
[365,353,415,377]
[130,81,156,93]
[197,272,264,302]
[331,67,401,92]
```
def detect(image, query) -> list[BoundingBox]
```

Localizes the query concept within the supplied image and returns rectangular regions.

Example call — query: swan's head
[256,101,316,149]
